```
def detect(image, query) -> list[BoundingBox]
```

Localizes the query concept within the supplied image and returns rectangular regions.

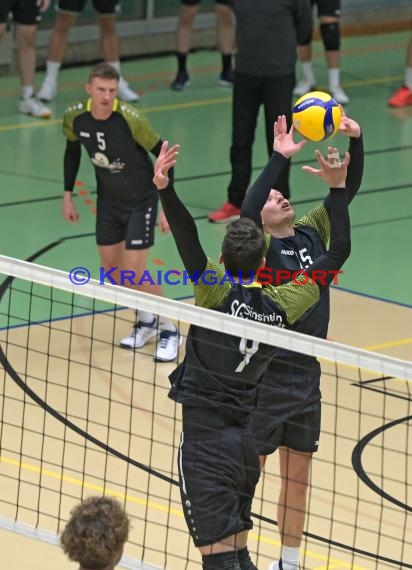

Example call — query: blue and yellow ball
[292,91,342,142]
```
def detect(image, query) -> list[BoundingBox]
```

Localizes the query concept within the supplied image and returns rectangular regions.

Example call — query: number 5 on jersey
[96,132,106,150]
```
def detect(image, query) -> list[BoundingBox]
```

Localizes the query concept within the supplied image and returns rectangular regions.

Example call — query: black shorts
[57,0,119,16]
[96,193,158,249]
[311,0,341,18]
[178,424,259,547]
[0,0,41,24]
[182,0,229,6]
[249,358,322,455]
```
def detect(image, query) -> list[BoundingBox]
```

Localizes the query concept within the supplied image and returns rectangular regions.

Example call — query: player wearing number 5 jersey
[62,63,180,362]
[241,114,363,570]
[152,138,351,570]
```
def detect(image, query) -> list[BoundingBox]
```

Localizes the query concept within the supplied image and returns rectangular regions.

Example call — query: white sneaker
[293,78,316,97]
[37,79,57,102]
[154,330,183,363]
[118,77,139,102]
[330,85,349,105]
[19,96,51,118]
[120,319,159,349]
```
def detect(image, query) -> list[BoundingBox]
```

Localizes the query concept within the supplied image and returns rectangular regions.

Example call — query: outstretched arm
[305,148,351,285]
[153,142,207,277]
[271,148,351,325]
[241,115,306,227]
[340,116,364,204]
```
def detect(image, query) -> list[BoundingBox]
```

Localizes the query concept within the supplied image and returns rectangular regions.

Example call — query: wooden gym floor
[0,29,411,570]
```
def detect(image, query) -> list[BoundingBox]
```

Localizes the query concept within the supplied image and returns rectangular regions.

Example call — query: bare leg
[170,4,199,89]
[46,11,77,63]
[214,3,234,56]
[99,243,164,297]
[0,23,6,43]
[37,12,77,101]
[98,15,119,61]
[176,4,199,55]
[16,24,37,88]
[276,447,312,568]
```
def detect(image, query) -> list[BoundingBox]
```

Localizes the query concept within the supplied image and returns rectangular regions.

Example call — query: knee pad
[320,22,340,51]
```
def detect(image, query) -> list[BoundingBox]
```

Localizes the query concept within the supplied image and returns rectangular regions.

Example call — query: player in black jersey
[151,139,351,570]
[241,114,363,570]
[62,63,181,362]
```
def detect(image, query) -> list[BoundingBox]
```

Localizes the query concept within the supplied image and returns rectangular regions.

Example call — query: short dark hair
[88,62,120,83]
[61,496,130,570]
[222,218,265,279]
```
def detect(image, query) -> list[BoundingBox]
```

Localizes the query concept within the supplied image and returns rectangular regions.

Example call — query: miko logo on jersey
[91,152,125,173]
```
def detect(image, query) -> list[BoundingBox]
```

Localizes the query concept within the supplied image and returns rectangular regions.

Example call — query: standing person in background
[62,63,181,362]
[388,36,412,107]
[0,0,51,118]
[242,114,363,570]
[170,0,234,91]
[61,496,130,570]
[293,0,349,105]
[38,0,138,103]
[209,0,312,223]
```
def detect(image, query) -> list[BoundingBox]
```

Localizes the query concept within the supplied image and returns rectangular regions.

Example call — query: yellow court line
[363,337,412,352]
[0,96,231,134]
[1,453,368,569]
[0,455,183,517]
[0,118,63,133]
[0,72,405,134]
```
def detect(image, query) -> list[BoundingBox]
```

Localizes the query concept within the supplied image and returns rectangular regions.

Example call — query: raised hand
[338,115,361,138]
[273,114,307,158]
[153,141,180,190]
[302,146,350,188]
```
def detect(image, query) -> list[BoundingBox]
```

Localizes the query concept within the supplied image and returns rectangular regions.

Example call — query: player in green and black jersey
[241,114,363,570]
[151,139,351,570]
[62,62,180,362]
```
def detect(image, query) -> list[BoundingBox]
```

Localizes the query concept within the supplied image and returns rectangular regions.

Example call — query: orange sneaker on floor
[388,85,412,107]
[209,201,241,223]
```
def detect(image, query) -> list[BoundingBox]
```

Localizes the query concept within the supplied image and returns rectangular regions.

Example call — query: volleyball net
[0,255,411,570]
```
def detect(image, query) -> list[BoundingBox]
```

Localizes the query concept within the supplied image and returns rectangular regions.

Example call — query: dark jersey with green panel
[169,257,319,423]
[63,98,160,202]
[158,177,350,428]
[241,139,363,453]
[242,137,363,346]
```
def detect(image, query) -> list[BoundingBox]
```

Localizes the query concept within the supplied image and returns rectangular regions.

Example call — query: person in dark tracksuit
[209,0,313,223]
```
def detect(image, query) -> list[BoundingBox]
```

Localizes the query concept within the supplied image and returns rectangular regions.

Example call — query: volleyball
[292,91,342,142]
